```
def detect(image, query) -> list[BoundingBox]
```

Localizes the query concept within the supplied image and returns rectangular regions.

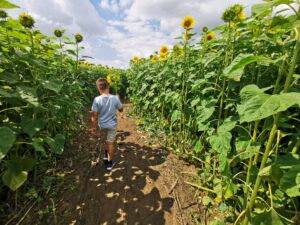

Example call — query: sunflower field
[0,0,127,219]
[128,1,300,224]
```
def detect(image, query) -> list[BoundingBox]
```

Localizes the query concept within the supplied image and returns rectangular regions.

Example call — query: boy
[90,77,123,171]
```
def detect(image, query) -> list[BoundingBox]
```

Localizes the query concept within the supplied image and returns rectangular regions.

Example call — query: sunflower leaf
[0,0,19,8]
[0,127,16,161]
[237,85,300,123]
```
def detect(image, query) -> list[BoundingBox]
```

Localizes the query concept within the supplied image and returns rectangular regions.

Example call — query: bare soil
[24,104,201,225]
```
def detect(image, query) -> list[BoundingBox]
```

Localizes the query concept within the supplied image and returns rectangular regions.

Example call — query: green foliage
[0,127,16,161]
[279,164,300,197]
[46,134,65,155]
[2,157,36,191]
[238,85,300,123]
[250,209,285,225]
[0,2,127,197]
[223,54,272,81]
[128,0,300,223]
[0,0,19,9]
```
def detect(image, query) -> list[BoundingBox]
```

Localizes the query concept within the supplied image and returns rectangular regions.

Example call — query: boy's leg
[106,126,117,170]
[106,126,117,160]
[99,129,108,162]
[107,141,114,161]
[102,140,108,162]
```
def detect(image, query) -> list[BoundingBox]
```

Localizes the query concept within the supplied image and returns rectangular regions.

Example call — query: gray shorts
[99,126,117,142]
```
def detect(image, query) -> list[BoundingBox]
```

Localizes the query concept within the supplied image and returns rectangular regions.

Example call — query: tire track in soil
[28,104,199,225]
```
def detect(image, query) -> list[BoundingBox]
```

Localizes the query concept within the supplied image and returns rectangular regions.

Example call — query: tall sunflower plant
[0,2,127,217]
[128,0,300,223]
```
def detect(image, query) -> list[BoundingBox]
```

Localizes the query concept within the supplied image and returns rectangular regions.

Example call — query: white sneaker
[106,161,116,171]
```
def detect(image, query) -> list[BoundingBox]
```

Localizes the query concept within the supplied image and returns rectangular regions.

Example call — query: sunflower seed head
[222,4,244,23]
[0,10,7,19]
[74,33,83,43]
[19,13,35,29]
[54,29,64,38]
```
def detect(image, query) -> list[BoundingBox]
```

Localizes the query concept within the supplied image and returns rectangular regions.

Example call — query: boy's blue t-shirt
[91,94,122,128]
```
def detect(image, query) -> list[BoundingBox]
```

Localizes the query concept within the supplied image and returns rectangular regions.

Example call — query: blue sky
[7,0,264,68]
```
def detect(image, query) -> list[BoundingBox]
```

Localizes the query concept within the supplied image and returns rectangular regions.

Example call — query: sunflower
[19,13,35,29]
[234,4,243,14]
[133,56,139,63]
[237,11,246,21]
[202,26,208,33]
[74,33,83,43]
[159,52,166,61]
[222,4,245,23]
[222,8,235,23]
[204,32,216,41]
[181,15,195,30]
[54,29,64,38]
[160,45,169,55]
[0,10,7,19]
[151,55,159,62]
[106,75,112,85]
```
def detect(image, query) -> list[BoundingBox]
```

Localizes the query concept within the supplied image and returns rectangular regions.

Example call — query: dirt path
[27,104,199,225]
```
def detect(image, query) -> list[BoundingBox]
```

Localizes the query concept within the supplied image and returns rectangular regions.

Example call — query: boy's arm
[116,95,123,112]
[90,111,98,135]
[90,98,99,135]
[91,111,98,128]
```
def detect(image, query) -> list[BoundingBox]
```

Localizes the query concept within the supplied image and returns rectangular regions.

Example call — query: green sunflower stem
[5,25,11,48]
[292,139,300,154]
[284,39,300,92]
[218,77,226,128]
[161,63,167,123]
[242,116,279,225]
[75,42,79,72]
[273,61,284,94]
[180,29,188,151]
[252,62,262,165]
[213,157,217,178]
[224,82,231,119]
[214,63,223,95]
[183,34,191,148]
[218,22,232,128]
[29,29,35,56]
[59,37,63,77]
[243,35,300,225]
[243,120,259,210]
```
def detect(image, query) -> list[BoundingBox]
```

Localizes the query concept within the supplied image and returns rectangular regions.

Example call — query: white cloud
[6,0,270,68]
[126,0,263,31]
[104,19,170,63]
[7,0,107,65]
[120,0,134,8]
[9,0,106,36]
[99,0,120,13]
[104,0,264,67]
